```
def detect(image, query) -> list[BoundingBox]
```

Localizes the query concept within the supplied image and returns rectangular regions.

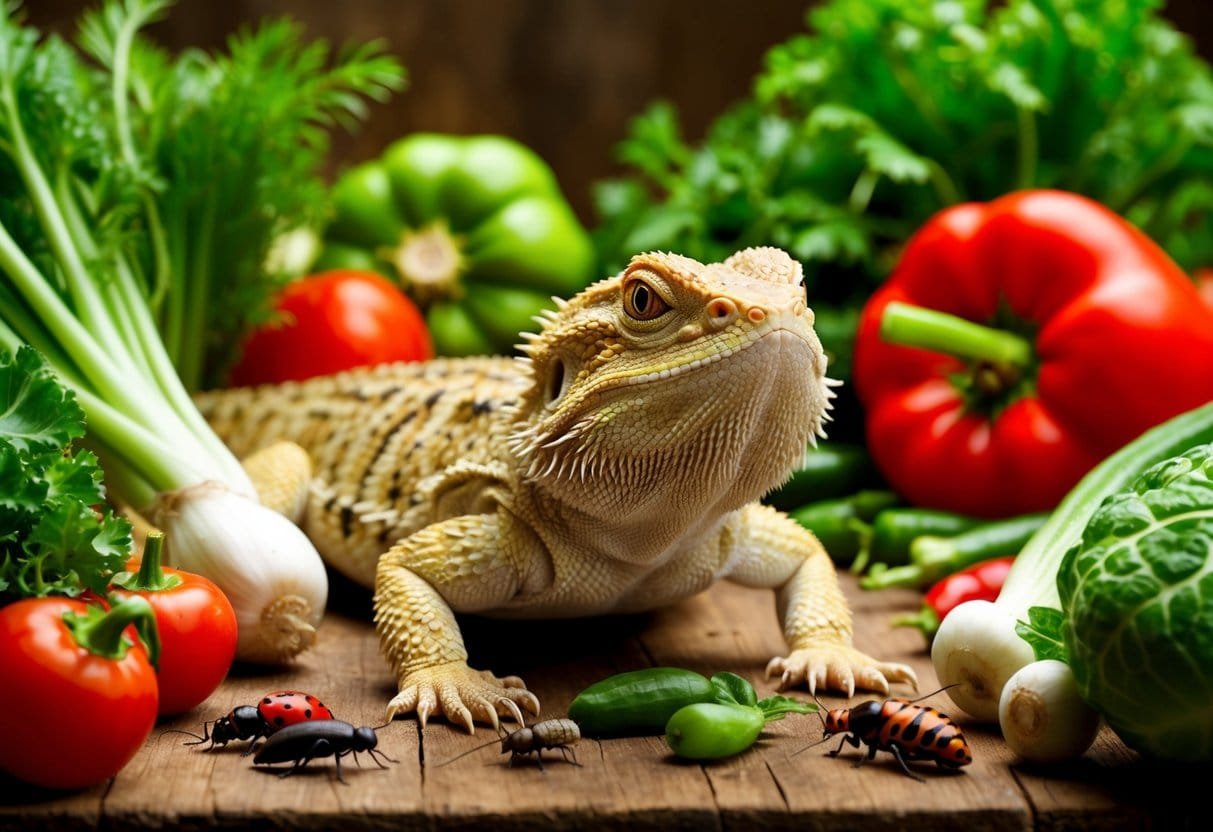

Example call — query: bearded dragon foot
[766,645,918,697]
[384,662,541,733]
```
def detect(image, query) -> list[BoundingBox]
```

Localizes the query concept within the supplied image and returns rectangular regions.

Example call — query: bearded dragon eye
[622,278,669,321]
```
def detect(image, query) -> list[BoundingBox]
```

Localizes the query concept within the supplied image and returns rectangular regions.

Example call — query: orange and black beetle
[817,692,972,781]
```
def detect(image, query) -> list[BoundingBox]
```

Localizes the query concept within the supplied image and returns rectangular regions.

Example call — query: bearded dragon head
[507,247,835,522]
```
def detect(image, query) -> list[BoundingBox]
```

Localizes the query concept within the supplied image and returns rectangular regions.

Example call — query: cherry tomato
[228,269,433,385]
[111,533,238,716]
[0,596,159,790]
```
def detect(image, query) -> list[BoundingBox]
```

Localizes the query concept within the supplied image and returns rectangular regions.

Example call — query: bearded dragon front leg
[374,512,541,733]
[722,503,917,696]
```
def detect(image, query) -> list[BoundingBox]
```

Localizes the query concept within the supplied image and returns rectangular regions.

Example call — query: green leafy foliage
[1057,442,1213,762]
[1015,605,1068,662]
[594,0,1213,381]
[0,0,405,391]
[0,346,132,597]
[708,671,816,720]
[756,693,817,721]
[710,671,759,707]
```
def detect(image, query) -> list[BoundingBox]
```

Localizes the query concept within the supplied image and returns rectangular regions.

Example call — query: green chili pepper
[860,512,1047,590]
[789,490,900,567]
[852,507,985,573]
[764,442,880,511]
[567,667,715,737]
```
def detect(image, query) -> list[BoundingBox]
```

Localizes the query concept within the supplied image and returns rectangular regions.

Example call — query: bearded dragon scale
[198,247,916,731]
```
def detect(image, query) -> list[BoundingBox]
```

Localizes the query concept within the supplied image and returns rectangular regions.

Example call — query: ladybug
[182,690,335,752]
[810,688,972,781]
[257,690,335,732]
[252,720,395,783]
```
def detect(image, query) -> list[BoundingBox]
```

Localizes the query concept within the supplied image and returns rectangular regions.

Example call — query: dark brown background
[27,1,1213,223]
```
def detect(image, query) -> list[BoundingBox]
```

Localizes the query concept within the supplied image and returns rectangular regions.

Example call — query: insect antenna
[161,721,213,745]
[432,736,504,768]
[809,691,829,730]
[786,691,839,757]
[904,683,959,705]
[788,734,836,758]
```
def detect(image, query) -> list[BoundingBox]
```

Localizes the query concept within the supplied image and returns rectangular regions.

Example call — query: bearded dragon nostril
[707,298,738,327]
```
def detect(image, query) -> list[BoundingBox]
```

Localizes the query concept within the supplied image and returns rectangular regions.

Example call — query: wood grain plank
[2,570,1207,829]
[0,778,102,832]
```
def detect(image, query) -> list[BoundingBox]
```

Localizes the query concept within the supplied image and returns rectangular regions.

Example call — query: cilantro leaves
[594,0,1213,371]
[0,347,132,598]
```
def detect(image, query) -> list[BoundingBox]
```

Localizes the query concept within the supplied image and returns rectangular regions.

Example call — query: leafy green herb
[0,346,132,598]
[1015,605,1067,663]
[1,0,405,391]
[757,693,817,721]
[710,671,759,707]
[594,0,1213,379]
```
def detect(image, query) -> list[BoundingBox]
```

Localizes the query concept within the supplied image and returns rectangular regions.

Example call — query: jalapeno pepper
[567,667,715,737]
[788,490,900,567]
[851,507,984,573]
[316,133,597,356]
[892,556,1016,641]
[860,512,1045,590]
[764,442,881,511]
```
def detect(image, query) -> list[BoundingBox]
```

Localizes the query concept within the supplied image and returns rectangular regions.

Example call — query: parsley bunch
[0,347,132,598]
[594,0,1213,380]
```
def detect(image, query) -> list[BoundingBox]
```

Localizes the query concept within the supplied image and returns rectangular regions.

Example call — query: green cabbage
[1057,444,1213,762]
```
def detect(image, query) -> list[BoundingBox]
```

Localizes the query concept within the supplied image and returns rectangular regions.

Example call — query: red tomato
[113,569,238,717]
[228,269,433,386]
[1197,268,1213,309]
[0,597,159,790]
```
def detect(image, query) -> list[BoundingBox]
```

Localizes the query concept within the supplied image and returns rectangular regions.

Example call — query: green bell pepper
[315,133,597,356]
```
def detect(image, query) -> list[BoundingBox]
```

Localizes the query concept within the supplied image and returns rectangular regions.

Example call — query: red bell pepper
[853,190,1213,518]
[111,532,238,717]
[0,596,160,790]
[892,555,1015,641]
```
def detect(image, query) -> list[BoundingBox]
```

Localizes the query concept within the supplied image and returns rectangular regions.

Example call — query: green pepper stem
[64,595,161,668]
[880,302,1033,367]
[112,530,182,592]
[137,532,178,591]
[858,562,925,590]
[890,605,941,638]
[388,221,466,306]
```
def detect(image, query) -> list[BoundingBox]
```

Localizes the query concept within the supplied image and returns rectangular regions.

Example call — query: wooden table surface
[0,571,1200,830]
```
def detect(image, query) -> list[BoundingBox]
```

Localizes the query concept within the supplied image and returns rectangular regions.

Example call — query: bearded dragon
[200,247,916,732]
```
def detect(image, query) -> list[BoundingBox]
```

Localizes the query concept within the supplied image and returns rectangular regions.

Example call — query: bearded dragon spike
[722,247,804,286]
[541,432,578,450]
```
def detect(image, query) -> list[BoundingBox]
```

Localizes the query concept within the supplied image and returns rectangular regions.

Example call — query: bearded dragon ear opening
[545,356,569,406]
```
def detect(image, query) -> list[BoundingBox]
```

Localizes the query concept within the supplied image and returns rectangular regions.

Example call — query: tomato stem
[880,302,1033,367]
[63,595,161,668]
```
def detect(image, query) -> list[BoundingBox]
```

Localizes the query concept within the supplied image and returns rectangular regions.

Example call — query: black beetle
[251,719,395,783]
